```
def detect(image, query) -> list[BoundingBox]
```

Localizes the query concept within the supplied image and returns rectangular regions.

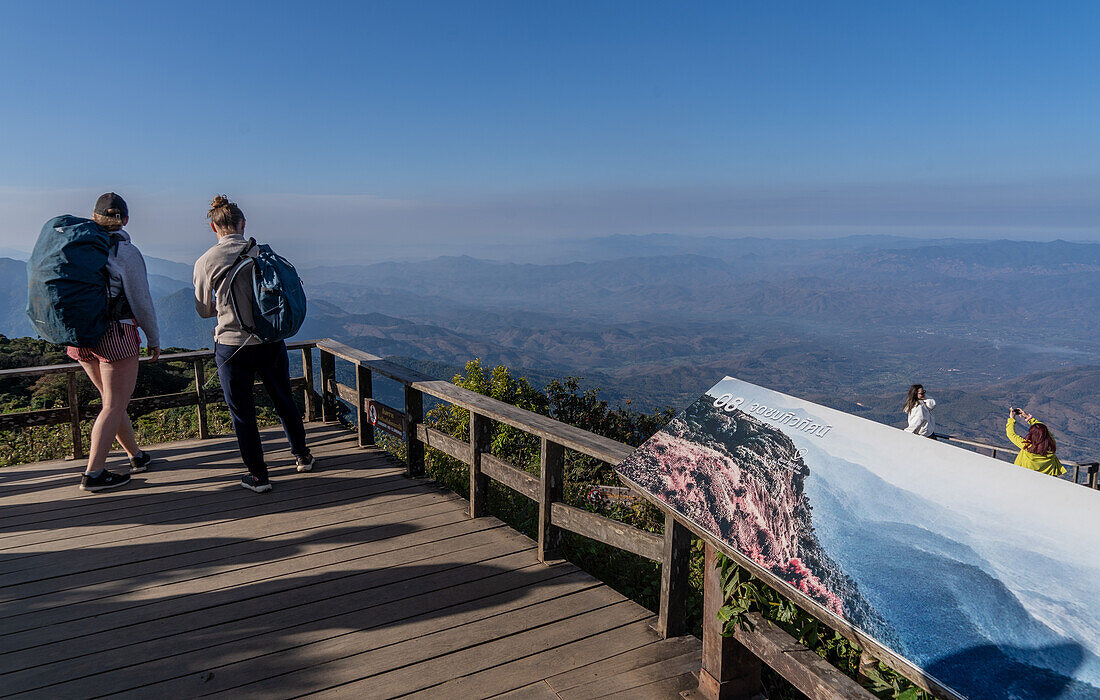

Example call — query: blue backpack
[26,215,120,346]
[223,238,307,342]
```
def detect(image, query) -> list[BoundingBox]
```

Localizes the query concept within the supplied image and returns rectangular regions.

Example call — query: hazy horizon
[3,218,1100,267]
[5,190,1100,267]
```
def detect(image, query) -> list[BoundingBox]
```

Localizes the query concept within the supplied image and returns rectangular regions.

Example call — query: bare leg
[78,359,141,458]
[84,356,140,474]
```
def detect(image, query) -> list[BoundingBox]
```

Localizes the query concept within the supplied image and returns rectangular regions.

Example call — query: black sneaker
[80,470,131,493]
[240,475,272,493]
[295,454,315,473]
[129,451,152,473]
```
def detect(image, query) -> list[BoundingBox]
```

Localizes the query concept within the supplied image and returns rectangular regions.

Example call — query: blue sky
[1,1,1097,262]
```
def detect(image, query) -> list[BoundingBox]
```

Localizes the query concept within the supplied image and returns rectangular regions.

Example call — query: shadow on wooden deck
[0,423,700,699]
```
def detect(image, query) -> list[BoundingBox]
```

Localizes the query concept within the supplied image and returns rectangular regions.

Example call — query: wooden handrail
[0,337,990,698]
[0,340,322,461]
[0,340,319,379]
[309,339,942,699]
[317,339,634,465]
[935,431,1094,468]
[935,431,1100,488]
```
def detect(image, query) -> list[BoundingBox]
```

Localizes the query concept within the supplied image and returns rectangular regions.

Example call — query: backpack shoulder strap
[221,238,261,336]
[105,233,130,320]
[211,238,259,289]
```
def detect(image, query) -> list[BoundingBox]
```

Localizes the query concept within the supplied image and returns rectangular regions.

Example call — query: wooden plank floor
[0,423,700,699]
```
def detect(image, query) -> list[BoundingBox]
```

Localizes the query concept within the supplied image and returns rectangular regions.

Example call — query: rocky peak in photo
[620,395,895,643]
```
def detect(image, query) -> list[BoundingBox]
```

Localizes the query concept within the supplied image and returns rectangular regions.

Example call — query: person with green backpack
[26,193,160,492]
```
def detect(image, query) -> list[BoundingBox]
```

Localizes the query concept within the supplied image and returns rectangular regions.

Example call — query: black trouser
[215,340,308,480]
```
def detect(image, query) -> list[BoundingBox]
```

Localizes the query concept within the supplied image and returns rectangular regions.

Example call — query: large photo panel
[616,376,1100,700]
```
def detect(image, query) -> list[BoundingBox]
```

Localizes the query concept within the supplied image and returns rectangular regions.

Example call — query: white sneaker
[296,455,315,473]
[129,451,152,473]
[240,475,273,493]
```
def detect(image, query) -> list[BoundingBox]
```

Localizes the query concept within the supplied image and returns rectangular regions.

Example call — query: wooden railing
[0,338,970,699]
[935,432,1100,488]
[0,340,320,459]
[310,340,949,700]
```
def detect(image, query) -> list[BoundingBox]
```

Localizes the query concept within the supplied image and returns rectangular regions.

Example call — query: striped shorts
[66,321,141,364]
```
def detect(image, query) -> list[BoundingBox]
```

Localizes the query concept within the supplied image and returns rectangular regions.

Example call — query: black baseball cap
[94,192,128,219]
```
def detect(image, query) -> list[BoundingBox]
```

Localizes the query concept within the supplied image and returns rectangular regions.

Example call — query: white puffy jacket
[905,398,936,436]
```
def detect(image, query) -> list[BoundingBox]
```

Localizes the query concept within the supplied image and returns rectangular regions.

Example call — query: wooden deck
[0,423,701,699]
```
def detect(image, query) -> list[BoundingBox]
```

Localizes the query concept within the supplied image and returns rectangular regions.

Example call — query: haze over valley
[4,233,1099,461]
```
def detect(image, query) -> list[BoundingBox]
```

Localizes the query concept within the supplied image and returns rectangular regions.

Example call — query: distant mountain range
[455,233,1021,264]
[3,233,1098,462]
[305,240,1100,337]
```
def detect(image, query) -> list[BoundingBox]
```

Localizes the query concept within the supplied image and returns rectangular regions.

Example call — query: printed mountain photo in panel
[616,377,1100,700]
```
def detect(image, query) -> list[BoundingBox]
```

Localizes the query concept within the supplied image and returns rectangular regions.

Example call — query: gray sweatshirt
[193,233,260,346]
[107,230,160,348]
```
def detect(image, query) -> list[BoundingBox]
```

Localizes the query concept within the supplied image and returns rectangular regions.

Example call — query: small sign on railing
[365,399,405,438]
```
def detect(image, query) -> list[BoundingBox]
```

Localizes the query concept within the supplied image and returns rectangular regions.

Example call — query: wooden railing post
[302,347,316,421]
[319,349,336,423]
[356,363,374,447]
[67,371,83,461]
[193,359,209,439]
[1088,464,1099,490]
[656,513,691,638]
[404,385,424,477]
[539,438,564,562]
[469,411,491,517]
[691,542,761,700]
[857,650,878,685]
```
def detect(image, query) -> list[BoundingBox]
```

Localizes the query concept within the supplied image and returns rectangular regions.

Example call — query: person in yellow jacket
[1006,408,1065,477]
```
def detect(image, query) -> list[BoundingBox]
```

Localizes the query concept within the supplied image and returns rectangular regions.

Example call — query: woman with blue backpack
[193,195,314,493]
[26,193,160,492]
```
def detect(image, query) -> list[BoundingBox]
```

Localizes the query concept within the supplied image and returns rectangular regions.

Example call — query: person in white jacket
[903,384,936,437]
[67,193,160,492]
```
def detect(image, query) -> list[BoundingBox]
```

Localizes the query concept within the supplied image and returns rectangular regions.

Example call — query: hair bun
[206,194,245,230]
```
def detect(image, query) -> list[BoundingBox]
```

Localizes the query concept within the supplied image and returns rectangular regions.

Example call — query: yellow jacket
[1006,417,1065,477]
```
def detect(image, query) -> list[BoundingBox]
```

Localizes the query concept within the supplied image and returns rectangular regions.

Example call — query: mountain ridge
[3,233,1097,462]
